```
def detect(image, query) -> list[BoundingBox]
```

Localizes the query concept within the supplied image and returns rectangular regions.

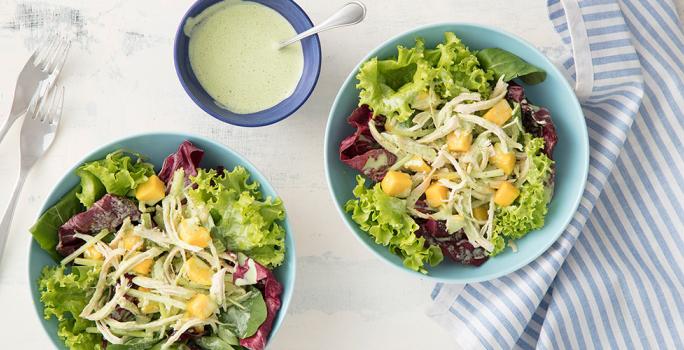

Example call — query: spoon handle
[279,2,366,49]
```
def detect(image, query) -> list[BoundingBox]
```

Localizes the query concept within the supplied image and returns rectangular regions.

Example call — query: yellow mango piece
[178,220,211,248]
[381,171,412,198]
[494,182,520,207]
[473,206,489,221]
[186,293,216,320]
[483,99,513,126]
[425,183,449,208]
[137,287,159,313]
[84,245,103,260]
[186,256,213,286]
[492,144,516,175]
[135,175,166,203]
[123,232,142,251]
[433,171,460,181]
[404,155,431,173]
[447,130,473,152]
[141,302,159,314]
[132,258,154,275]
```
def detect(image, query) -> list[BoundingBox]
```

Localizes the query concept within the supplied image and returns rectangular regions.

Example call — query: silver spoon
[278,1,366,49]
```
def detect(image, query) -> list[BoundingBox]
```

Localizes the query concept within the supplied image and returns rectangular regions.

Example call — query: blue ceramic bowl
[324,23,589,283]
[29,133,296,348]
[174,0,322,127]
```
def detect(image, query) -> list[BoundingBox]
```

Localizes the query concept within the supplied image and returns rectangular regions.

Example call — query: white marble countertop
[0,0,681,348]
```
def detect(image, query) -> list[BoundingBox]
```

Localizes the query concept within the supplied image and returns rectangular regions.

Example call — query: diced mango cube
[381,171,412,198]
[137,287,159,313]
[186,293,216,320]
[178,219,211,248]
[425,183,449,208]
[404,155,431,173]
[84,245,103,260]
[447,130,473,152]
[141,301,159,314]
[473,206,489,221]
[122,232,142,251]
[132,258,154,275]
[494,182,520,206]
[135,175,166,203]
[483,100,513,126]
[186,256,213,286]
[492,144,516,175]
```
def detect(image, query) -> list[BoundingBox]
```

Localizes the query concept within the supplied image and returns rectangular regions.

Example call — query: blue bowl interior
[174,0,322,127]
[29,133,296,348]
[325,23,589,283]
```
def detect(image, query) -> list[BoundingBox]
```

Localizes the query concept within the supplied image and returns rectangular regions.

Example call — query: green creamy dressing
[184,0,304,114]
[362,152,389,171]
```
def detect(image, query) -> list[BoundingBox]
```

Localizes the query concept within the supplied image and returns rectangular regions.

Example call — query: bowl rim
[27,131,296,347]
[324,22,589,283]
[173,0,322,127]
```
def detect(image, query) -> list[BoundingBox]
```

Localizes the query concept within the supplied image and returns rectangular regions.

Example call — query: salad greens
[345,176,443,273]
[340,32,556,273]
[30,186,85,260]
[39,265,102,350]
[188,168,286,268]
[491,137,554,254]
[35,142,285,350]
[477,48,547,84]
[76,151,155,208]
[357,32,493,123]
[219,289,267,339]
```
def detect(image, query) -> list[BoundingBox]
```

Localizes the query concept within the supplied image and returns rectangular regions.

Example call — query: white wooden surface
[0,0,681,348]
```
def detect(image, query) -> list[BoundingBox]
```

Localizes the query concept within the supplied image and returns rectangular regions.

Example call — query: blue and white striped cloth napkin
[427,0,684,348]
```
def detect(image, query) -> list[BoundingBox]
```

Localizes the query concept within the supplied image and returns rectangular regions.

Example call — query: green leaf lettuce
[30,186,85,260]
[188,167,286,268]
[344,175,443,273]
[491,136,554,255]
[39,265,103,350]
[356,32,494,122]
[476,47,547,85]
[76,150,155,208]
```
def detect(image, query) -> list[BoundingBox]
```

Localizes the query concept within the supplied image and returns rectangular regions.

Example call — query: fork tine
[41,38,65,71]
[34,34,59,68]
[27,48,40,66]
[40,85,58,122]
[26,78,51,118]
[25,80,46,118]
[48,87,64,126]
[45,39,71,74]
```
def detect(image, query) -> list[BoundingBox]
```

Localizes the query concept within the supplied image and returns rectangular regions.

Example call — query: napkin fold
[427,0,684,348]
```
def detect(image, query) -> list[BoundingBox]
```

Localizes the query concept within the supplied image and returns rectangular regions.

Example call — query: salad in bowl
[30,140,288,350]
[339,32,558,274]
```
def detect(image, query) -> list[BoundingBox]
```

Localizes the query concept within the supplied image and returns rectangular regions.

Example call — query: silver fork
[0,36,70,142]
[0,85,64,258]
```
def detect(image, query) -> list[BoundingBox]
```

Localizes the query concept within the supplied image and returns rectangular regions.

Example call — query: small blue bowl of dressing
[174,0,322,127]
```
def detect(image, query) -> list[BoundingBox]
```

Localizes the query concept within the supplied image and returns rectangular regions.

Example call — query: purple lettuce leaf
[56,194,140,257]
[507,84,558,159]
[233,258,283,350]
[158,140,205,185]
[415,219,489,266]
[339,105,397,181]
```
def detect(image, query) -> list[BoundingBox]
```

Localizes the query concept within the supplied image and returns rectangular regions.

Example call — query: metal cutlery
[0,36,70,142]
[0,84,64,259]
[278,2,366,49]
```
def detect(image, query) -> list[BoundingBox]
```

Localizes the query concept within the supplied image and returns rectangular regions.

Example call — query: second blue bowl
[174,0,322,127]
[325,23,589,283]
[29,132,296,348]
